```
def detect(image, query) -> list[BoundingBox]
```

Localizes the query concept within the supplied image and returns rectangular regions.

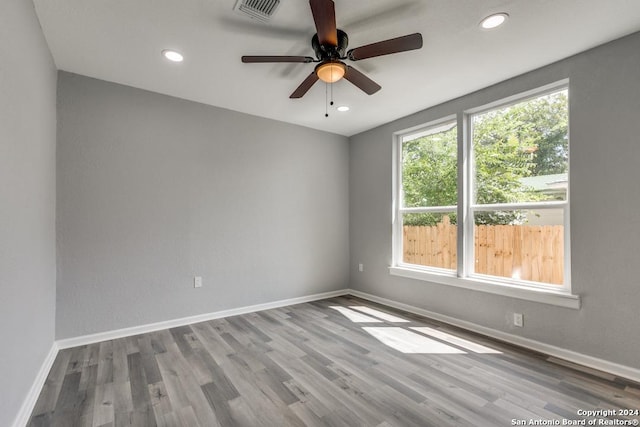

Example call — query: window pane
[402,213,456,270]
[473,209,564,285]
[472,90,568,204]
[402,122,457,208]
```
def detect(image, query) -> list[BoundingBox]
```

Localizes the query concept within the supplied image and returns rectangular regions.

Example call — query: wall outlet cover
[514,313,524,327]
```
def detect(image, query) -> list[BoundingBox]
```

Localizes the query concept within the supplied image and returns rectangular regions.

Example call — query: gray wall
[0,0,57,425]
[56,72,349,339]
[349,32,640,369]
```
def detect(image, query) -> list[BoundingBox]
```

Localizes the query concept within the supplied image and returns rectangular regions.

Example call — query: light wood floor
[28,296,640,426]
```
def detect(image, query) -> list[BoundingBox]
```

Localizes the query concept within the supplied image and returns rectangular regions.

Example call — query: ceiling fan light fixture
[480,13,509,29]
[316,61,346,83]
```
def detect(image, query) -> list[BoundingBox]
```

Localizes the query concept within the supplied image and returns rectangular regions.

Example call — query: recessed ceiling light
[337,106,350,112]
[480,13,509,29]
[162,49,184,62]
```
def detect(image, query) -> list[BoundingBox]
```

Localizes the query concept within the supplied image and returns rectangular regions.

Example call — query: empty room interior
[3,0,640,426]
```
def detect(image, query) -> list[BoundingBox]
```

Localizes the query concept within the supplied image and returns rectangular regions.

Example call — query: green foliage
[402,90,568,226]
[475,91,569,177]
[402,125,457,208]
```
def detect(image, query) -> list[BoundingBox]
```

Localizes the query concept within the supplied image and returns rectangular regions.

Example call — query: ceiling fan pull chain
[330,81,334,106]
[325,82,329,117]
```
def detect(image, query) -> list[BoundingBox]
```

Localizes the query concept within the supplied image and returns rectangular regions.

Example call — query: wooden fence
[403,216,564,284]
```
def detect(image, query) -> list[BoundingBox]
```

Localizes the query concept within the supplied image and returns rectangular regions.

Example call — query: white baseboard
[346,289,640,383]
[11,342,59,427]
[56,289,349,349]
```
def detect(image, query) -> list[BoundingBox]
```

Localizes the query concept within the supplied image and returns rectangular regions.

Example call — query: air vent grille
[233,0,281,22]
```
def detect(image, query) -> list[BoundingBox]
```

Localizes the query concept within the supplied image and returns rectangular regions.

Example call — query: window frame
[391,81,578,309]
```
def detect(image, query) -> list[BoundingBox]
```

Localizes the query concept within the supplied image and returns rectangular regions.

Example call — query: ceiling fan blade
[347,33,423,61]
[290,72,320,98]
[309,0,338,46]
[344,66,381,95]
[242,56,315,63]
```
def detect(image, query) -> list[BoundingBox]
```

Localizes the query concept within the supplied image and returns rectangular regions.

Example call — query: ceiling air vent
[233,0,281,23]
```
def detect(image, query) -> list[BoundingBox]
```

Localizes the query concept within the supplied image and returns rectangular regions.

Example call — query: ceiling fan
[241,0,423,99]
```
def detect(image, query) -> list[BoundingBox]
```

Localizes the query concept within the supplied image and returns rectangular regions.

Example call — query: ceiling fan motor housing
[312,29,349,59]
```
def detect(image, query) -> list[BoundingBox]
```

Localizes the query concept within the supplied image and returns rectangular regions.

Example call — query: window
[392,83,573,305]
[400,120,457,270]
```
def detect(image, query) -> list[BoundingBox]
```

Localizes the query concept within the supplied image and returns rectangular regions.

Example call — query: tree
[402,90,568,226]
[402,125,457,226]
[402,126,457,208]
[475,91,568,176]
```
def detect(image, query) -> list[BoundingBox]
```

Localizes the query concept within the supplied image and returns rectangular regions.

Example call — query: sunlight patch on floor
[410,327,502,354]
[363,327,466,354]
[349,306,410,323]
[329,306,383,323]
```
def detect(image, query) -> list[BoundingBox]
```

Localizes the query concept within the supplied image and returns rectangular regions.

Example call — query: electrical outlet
[358,263,364,272]
[194,276,203,288]
[513,313,524,327]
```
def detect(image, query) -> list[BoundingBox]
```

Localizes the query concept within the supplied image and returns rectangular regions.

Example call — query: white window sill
[389,266,580,309]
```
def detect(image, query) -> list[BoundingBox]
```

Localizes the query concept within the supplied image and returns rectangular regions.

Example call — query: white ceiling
[33,0,640,136]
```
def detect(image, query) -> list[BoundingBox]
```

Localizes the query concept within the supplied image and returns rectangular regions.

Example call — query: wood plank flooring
[28,296,640,426]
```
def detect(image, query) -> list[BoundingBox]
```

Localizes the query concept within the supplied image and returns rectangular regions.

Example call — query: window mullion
[470,201,567,211]
[400,206,457,214]
[458,112,470,278]
[392,134,402,267]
